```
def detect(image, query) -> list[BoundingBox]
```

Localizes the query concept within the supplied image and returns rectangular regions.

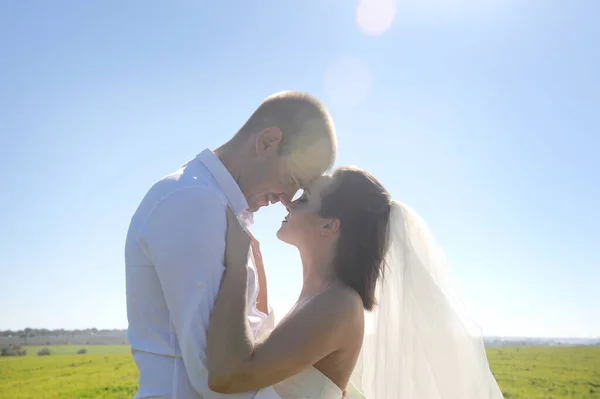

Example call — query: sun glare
[356,0,397,36]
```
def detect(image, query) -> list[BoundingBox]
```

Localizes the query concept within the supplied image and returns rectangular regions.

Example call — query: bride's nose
[280,196,291,208]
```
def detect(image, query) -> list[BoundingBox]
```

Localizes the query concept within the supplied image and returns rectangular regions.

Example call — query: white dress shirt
[125,149,280,399]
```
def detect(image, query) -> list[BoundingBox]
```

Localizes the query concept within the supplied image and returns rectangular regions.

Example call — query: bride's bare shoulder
[314,285,364,368]
[321,284,364,324]
[291,283,364,340]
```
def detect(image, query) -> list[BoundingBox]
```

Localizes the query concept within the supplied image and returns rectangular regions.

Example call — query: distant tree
[77,348,88,355]
[37,348,51,356]
[1,345,27,357]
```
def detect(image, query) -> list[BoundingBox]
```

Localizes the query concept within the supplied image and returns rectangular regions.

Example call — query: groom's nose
[267,194,278,205]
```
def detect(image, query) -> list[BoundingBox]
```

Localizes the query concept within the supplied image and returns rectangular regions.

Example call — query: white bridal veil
[348,201,504,399]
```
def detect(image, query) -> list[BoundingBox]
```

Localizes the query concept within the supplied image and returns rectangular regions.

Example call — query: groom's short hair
[235,91,337,168]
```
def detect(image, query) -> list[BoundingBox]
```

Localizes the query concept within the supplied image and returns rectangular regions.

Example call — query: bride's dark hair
[319,167,391,311]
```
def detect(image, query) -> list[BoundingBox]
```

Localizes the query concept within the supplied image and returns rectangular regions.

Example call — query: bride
[206,166,504,399]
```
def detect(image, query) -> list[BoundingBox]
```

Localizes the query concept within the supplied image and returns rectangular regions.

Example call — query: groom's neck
[214,141,247,187]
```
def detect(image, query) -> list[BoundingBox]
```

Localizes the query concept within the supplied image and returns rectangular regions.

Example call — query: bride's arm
[207,269,358,394]
[206,208,360,394]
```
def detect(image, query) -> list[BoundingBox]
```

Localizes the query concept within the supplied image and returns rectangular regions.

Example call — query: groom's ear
[320,218,340,237]
[255,127,283,157]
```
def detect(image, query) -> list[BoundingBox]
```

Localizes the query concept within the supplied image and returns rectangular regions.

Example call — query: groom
[125,91,337,399]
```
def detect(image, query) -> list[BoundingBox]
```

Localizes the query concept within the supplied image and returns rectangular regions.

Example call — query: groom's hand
[225,207,251,269]
[247,231,261,263]
[248,231,269,314]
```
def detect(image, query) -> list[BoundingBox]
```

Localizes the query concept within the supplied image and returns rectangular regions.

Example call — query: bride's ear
[320,218,340,237]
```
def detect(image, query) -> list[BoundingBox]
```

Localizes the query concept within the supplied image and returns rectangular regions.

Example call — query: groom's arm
[141,187,279,399]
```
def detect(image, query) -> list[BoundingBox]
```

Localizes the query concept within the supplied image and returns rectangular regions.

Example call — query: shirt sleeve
[140,187,280,398]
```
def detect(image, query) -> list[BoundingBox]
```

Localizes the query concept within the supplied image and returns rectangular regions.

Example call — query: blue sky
[1,1,598,337]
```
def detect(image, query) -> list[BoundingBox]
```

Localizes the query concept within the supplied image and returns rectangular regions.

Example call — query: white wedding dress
[273,366,345,399]
[268,201,504,399]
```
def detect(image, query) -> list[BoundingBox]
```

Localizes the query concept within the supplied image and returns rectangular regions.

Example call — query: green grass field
[1,345,599,398]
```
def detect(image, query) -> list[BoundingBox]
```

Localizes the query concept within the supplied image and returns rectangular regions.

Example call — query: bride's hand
[225,207,250,269]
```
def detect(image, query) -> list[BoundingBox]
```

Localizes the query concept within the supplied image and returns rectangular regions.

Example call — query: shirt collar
[196,149,249,217]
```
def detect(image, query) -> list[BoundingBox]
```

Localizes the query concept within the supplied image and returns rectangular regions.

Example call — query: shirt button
[198,283,204,290]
